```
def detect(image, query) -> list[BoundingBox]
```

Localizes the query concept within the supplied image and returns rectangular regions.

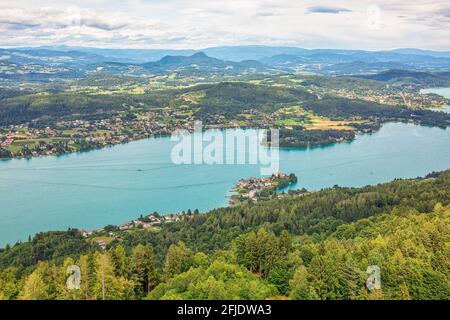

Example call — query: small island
[229,172,298,205]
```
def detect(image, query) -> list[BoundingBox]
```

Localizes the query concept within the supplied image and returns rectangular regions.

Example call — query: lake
[1,121,449,246]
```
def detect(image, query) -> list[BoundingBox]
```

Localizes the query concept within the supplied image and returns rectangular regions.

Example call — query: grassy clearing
[274,105,311,126]
[239,113,256,119]
[180,91,206,104]
[7,137,71,152]
[274,105,357,131]
[306,115,356,131]
[89,236,117,245]
[276,105,308,116]
[91,130,113,136]
[275,118,304,126]
[145,226,162,233]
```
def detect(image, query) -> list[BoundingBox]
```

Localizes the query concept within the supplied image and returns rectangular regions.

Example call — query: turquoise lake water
[1,86,450,246]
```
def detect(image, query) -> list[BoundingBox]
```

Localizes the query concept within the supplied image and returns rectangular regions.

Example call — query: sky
[1,0,450,50]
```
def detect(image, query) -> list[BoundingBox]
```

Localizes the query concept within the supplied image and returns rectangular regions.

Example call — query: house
[149,216,160,222]
[81,230,93,237]
[96,240,107,250]
[248,189,261,199]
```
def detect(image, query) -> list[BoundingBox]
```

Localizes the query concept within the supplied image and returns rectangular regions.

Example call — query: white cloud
[0,0,449,50]
[306,6,352,14]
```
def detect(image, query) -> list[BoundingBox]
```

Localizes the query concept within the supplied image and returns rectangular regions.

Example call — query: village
[80,212,182,250]
[81,173,300,250]
[83,172,303,250]
[329,86,449,110]
[0,108,195,159]
[0,106,276,159]
[229,172,298,205]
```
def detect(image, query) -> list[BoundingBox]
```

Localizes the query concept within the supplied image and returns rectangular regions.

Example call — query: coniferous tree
[109,244,127,277]
[164,241,193,279]
[19,263,50,300]
[130,244,158,296]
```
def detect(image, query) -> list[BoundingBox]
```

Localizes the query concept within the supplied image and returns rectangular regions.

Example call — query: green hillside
[1,170,449,300]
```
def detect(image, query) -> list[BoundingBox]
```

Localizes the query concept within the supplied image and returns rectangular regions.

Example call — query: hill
[355,69,450,86]
[392,48,450,58]
[142,52,271,75]
[0,170,449,300]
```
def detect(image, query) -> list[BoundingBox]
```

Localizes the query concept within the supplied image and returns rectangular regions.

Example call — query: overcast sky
[1,0,449,50]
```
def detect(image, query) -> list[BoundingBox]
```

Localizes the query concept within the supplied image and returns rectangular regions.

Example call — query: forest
[0,170,449,300]
[303,97,450,128]
[271,127,356,148]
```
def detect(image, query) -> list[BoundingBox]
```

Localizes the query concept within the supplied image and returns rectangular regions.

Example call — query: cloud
[256,12,276,17]
[0,1,450,50]
[81,19,128,31]
[397,5,450,30]
[0,21,40,30]
[0,7,130,31]
[443,8,450,18]
[306,6,352,14]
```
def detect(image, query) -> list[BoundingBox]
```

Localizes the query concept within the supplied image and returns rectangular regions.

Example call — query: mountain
[259,54,311,70]
[145,52,224,68]
[9,45,450,64]
[3,46,450,81]
[142,52,272,74]
[320,61,411,75]
[259,54,411,74]
[258,50,450,74]
[201,45,307,61]
[16,45,197,63]
[19,45,308,63]
[354,69,450,86]
[0,48,114,66]
[392,48,450,59]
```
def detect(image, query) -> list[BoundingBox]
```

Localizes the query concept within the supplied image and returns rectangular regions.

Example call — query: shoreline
[3,117,447,161]
[2,166,448,249]
[1,121,449,247]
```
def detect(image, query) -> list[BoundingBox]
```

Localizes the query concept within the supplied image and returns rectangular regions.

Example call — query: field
[7,138,71,152]
[305,116,357,131]
[274,105,357,130]
[89,236,117,246]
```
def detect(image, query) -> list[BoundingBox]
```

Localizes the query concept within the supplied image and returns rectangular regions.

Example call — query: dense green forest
[303,97,450,128]
[193,82,313,119]
[1,170,449,300]
[0,82,313,125]
[271,127,356,148]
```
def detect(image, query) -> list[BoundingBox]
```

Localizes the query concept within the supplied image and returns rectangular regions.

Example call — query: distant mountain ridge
[142,52,272,74]
[391,48,450,59]
[9,45,450,63]
[2,45,450,81]
[354,69,450,86]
